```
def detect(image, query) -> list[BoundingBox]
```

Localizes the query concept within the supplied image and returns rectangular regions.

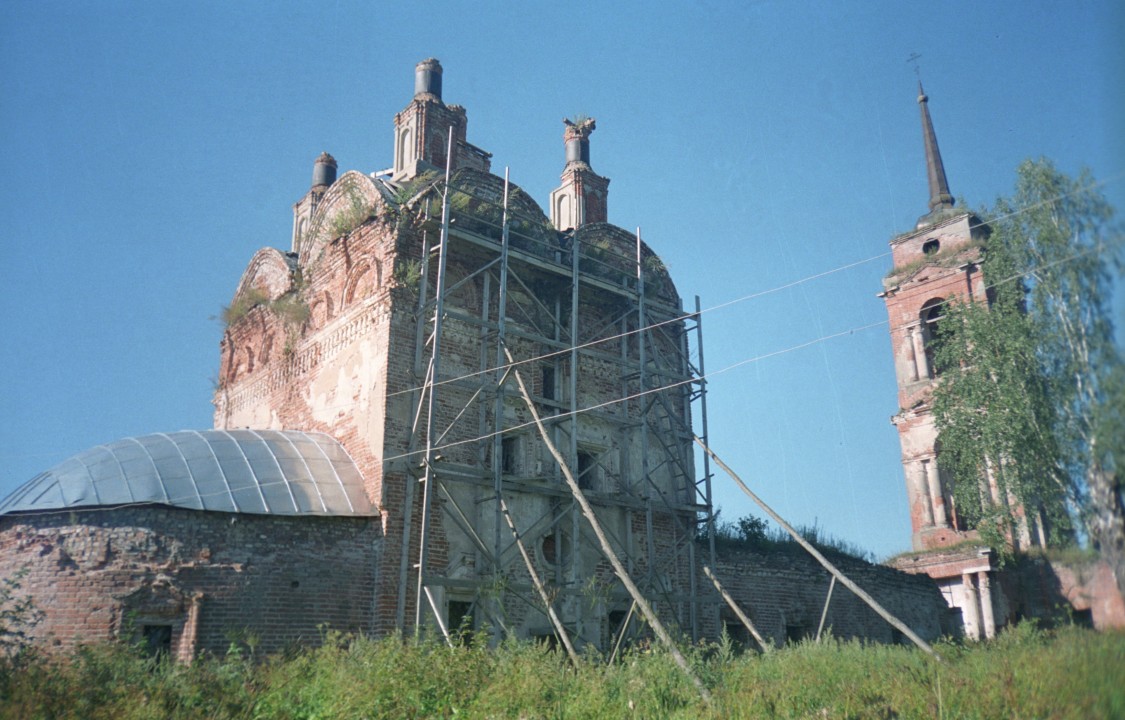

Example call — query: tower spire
[918,82,954,216]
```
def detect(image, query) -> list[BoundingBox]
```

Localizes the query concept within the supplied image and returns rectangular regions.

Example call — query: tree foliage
[933,159,1122,570]
[931,299,1068,550]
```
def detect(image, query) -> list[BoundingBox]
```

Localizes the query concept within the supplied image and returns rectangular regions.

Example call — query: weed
[220,287,270,326]
[2,626,1122,719]
[884,238,983,286]
[329,187,374,238]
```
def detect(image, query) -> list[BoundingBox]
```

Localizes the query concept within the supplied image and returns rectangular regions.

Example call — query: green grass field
[2,624,1122,719]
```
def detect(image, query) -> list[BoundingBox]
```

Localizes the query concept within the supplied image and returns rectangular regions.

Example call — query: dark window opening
[947,607,966,639]
[532,631,560,650]
[142,624,172,659]
[541,366,556,401]
[1070,608,1094,628]
[922,238,940,255]
[723,620,750,651]
[577,450,596,490]
[921,299,946,377]
[609,610,629,635]
[501,436,519,475]
[785,623,806,645]
[609,609,635,649]
[448,600,474,643]
[890,627,905,645]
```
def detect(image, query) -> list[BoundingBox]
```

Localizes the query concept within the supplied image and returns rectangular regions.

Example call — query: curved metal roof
[0,430,375,517]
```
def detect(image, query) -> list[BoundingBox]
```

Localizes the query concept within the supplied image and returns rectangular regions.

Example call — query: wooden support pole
[498,496,581,665]
[702,565,771,653]
[607,601,637,666]
[506,346,712,703]
[694,435,940,660]
[816,576,837,643]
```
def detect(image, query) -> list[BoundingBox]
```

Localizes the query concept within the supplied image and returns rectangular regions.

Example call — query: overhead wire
[208,169,1124,433]
[378,238,1120,466]
[6,236,1116,518]
[4,173,1120,475]
[379,169,1123,404]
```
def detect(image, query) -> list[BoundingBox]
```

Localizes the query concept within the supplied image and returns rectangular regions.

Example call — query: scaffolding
[393,149,717,648]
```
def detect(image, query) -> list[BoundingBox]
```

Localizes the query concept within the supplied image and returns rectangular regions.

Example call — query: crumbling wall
[0,507,380,659]
[998,554,1125,631]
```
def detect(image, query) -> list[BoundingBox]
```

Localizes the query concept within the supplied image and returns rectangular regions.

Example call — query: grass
[883,239,983,287]
[706,515,877,563]
[1,624,1121,719]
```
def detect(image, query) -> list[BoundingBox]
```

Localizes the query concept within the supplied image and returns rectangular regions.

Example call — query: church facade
[0,60,951,660]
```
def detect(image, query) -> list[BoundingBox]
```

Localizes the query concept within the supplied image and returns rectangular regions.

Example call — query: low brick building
[0,430,380,657]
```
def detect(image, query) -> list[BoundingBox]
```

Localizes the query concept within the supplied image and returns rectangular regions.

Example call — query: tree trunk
[1088,465,1125,601]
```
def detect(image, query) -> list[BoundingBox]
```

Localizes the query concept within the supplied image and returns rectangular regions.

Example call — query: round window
[541,530,573,567]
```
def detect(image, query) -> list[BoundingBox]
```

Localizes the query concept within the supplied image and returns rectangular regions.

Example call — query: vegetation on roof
[701,513,876,563]
[883,238,983,288]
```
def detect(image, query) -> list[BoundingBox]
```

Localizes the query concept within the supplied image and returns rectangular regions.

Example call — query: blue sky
[1,1,1122,560]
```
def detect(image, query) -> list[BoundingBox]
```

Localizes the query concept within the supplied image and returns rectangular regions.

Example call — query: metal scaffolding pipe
[506,345,712,703]
[415,127,456,635]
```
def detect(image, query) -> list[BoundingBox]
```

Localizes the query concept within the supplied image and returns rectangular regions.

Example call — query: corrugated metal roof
[0,430,375,517]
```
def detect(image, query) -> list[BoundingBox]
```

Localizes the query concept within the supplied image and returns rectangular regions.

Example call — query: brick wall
[710,546,948,647]
[998,555,1125,631]
[0,506,380,659]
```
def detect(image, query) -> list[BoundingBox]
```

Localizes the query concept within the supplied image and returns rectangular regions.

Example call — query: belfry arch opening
[920,298,946,378]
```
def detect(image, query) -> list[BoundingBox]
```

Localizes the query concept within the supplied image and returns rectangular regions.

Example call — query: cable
[376,170,1123,405]
[219,170,1122,427]
[6,228,1115,520]
[384,248,891,400]
[378,236,1118,466]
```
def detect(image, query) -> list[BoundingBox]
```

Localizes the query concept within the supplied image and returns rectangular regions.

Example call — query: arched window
[396,127,413,173]
[922,238,940,255]
[555,193,572,230]
[920,298,946,377]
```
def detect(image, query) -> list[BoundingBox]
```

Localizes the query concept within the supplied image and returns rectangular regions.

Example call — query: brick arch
[232,247,294,305]
[301,171,388,268]
[441,260,483,315]
[919,297,947,377]
[396,127,413,174]
[344,260,381,307]
[309,291,335,328]
[229,344,254,381]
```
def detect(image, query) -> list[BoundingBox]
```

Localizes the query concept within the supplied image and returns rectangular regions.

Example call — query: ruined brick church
[10,59,1107,661]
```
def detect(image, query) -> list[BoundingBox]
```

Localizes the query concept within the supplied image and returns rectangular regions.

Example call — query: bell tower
[879,84,990,551]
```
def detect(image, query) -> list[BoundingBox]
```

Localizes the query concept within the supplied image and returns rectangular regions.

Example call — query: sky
[1,1,1122,561]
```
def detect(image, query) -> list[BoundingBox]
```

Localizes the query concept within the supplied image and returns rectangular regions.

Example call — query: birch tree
[933,159,1123,593]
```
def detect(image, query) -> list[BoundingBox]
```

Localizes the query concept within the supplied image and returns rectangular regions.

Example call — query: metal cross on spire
[907,52,922,79]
